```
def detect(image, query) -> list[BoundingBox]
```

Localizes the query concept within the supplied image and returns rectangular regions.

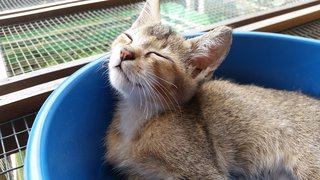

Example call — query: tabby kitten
[105,0,320,179]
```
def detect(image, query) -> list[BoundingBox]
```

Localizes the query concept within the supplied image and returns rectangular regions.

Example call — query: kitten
[105,0,320,179]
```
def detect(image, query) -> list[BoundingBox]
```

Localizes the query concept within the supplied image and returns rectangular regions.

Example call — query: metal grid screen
[0,0,65,12]
[0,113,36,180]
[0,4,139,77]
[282,19,320,40]
[0,0,311,77]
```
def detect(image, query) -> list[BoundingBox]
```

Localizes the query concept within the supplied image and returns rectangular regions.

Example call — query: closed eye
[146,51,173,62]
[123,33,133,43]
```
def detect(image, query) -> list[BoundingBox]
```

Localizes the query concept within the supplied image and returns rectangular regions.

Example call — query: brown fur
[107,80,320,179]
[105,0,320,179]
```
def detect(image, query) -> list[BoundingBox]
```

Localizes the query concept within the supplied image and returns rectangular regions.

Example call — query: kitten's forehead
[145,24,174,40]
[131,24,186,51]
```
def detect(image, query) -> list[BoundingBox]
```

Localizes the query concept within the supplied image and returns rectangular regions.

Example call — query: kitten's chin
[109,70,128,93]
[109,68,142,97]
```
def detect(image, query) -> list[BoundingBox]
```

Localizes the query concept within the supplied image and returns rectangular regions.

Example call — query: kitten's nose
[120,48,135,61]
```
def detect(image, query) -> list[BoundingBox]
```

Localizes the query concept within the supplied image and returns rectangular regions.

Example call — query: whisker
[142,75,166,113]
[138,76,154,118]
[148,75,182,121]
[146,72,178,102]
[147,73,178,89]
[146,74,181,115]
[153,76,182,116]
[146,76,182,116]
[128,71,136,96]
[138,80,143,110]
[140,76,158,112]
[146,76,174,111]
[140,81,149,119]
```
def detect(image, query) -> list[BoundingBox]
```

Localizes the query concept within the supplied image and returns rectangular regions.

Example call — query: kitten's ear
[187,26,232,79]
[131,0,160,29]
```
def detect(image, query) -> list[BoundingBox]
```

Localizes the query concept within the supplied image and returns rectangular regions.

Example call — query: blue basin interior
[25,32,320,180]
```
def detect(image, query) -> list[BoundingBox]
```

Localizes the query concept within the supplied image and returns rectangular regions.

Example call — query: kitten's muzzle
[120,48,135,62]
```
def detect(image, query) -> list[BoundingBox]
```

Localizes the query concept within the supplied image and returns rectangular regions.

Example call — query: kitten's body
[107,80,320,179]
[105,0,320,179]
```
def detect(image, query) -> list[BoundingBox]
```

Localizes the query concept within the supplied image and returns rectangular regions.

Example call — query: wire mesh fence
[0,113,36,180]
[0,0,65,12]
[0,0,311,77]
[282,19,320,40]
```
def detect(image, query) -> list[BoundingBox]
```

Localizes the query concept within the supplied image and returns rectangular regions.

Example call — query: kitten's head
[108,0,232,111]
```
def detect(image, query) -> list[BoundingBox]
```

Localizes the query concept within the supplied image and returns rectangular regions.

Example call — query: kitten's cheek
[109,47,121,68]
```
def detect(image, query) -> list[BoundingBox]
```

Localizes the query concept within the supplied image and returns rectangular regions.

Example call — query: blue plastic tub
[25,32,320,180]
